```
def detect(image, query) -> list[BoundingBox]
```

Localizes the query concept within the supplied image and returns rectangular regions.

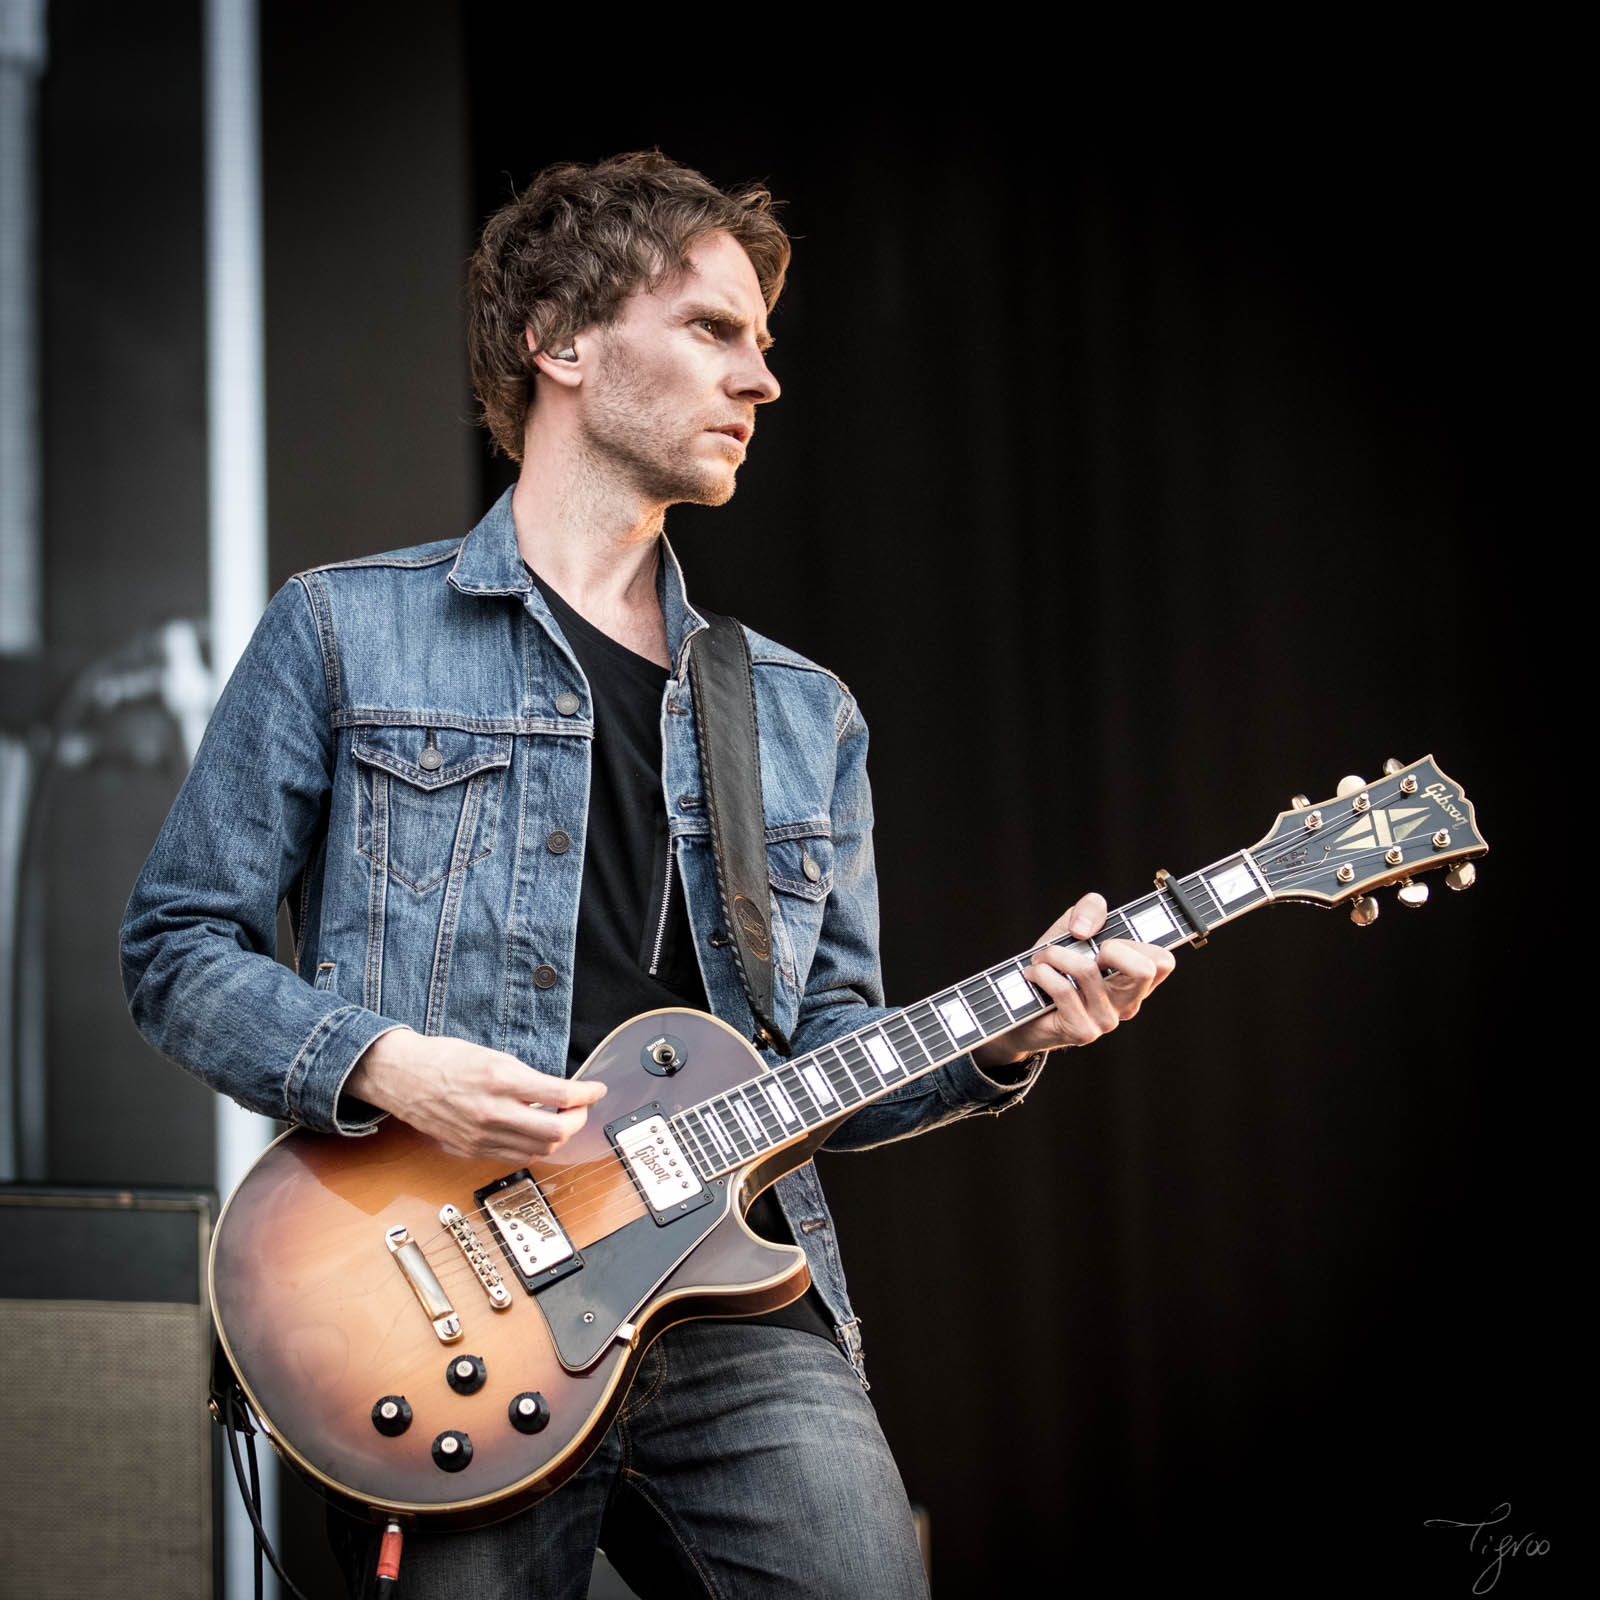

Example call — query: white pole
[0,0,47,1186]
[204,1,276,1594]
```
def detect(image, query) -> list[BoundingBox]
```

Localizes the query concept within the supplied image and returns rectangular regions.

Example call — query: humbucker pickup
[475,1171,584,1295]
[607,1105,713,1226]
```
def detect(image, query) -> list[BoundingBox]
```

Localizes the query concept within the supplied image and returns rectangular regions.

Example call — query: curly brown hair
[467,151,791,461]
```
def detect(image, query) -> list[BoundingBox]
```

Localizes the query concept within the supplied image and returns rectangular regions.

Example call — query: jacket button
[418,747,443,772]
[554,692,580,716]
[545,830,570,855]
[802,853,821,882]
[533,964,559,989]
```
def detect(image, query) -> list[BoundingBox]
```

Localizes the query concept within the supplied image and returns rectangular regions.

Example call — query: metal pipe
[205,0,275,1592]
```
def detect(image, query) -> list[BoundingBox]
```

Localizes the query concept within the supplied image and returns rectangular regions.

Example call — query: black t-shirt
[533,577,832,1341]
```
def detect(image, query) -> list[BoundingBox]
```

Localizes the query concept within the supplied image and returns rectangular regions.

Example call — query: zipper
[647,852,674,977]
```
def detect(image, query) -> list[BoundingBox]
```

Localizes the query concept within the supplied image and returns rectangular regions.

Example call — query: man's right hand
[345,1028,607,1163]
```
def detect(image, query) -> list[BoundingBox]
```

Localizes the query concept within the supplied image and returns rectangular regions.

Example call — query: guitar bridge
[384,1224,461,1343]
[440,1203,512,1309]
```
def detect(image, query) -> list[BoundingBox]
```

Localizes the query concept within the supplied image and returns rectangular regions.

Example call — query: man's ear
[526,326,584,387]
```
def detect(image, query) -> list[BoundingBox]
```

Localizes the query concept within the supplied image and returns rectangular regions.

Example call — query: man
[122,152,1174,1598]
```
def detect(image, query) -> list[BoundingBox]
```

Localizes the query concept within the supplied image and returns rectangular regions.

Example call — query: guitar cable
[213,1339,404,1599]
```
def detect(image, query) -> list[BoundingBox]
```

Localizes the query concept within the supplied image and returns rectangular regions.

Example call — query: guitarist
[121,151,1174,1598]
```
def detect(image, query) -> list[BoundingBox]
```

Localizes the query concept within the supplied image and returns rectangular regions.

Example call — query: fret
[884,1015,932,1071]
[799,1060,838,1110]
[1124,894,1180,947]
[688,1108,726,1168]
[1192,871,1226,919]
[674,1112,715,1175]
[777,1062,823,1123]
[862,1030,903,1082]
[824,1042,870,1101]
[1202,853,1267,909]
[959,975,1008,1034]
[700,1106,737,1161]
[935,990,982,1043]
[737,1083,780,1145]
[710,1097,755,1159]
[836,1035,882,1092]
[759,1074,801,1128]
[817,1044,862,1105]
[994,962,1046,1018]
[728,1093,766,1150]
[909,1001,956,1060]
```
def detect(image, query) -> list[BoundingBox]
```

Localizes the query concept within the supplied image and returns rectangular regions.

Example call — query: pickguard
[537,1178,731,1370]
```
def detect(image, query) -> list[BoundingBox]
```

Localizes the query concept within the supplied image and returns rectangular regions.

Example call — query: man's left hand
[970,891,1176,1073]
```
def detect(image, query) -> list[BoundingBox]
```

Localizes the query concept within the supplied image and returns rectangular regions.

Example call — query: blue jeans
[328,1322,931,1599]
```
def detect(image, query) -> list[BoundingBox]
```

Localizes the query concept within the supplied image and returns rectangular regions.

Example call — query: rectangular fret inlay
[996,969,1034,1012]
[1128,901,1178,943]
[731,1097,763,1145]
[865,1035,899,1077]
[937,996,978,1038]
[1206,862,1256,904]
[762,1079,799,1126]
[801,1064,836,1106]
[704,1113,736,1159]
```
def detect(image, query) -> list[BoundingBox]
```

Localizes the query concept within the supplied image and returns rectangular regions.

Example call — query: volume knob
[431,1431,473,1472]
[508,1391,550,1434]
[446,1354,487,1394]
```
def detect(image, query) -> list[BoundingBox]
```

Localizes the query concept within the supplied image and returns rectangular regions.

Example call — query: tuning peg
[1335,774,1368,797]
[1290,794,1311,810]
[1396,879,1429,909]
[1350,895,1379,927]
[1382,757,1406,775]
[1446,862,1477,891]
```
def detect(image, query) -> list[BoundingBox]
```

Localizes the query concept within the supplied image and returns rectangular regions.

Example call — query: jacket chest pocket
[353,726,512,893]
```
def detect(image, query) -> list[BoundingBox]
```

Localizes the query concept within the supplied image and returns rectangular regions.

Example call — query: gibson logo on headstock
[1424,781,1468,828]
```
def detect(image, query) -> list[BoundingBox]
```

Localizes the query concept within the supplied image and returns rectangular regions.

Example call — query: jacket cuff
[938,1048,1047,1113]
[283,1007,403,1134]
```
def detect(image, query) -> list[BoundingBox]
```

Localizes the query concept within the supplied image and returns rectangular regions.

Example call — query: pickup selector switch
[446,1354,487,1394]
[508,1391,550,1434]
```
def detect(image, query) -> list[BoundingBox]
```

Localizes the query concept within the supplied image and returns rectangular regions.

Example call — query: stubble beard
[580,340,738,510]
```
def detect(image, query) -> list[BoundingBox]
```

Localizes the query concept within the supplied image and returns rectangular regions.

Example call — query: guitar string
[434,822,1453,1249]
[413,784,1465,1282]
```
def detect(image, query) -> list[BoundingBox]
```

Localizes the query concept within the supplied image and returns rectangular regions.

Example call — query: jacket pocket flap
[352,726,512,790]
[766,829,833,901]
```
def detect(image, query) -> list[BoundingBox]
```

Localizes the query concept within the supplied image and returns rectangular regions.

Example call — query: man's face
[578,230,780,507]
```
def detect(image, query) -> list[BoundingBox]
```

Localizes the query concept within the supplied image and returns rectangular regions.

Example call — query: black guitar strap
[688,611,792,1057]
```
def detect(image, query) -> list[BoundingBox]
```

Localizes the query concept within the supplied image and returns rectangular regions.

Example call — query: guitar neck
[670,847,1273,1180]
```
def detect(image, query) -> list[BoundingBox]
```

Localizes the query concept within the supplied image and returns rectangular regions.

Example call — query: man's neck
[510,447,671,668]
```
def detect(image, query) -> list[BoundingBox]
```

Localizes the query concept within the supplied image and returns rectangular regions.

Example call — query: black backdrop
[456,60,1562,1598]
[32,10,1569,1596]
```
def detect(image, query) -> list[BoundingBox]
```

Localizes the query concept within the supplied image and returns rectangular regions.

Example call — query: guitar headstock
[1247,756,1487,923]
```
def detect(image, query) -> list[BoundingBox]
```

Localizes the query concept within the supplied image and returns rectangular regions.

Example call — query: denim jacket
[121,489,1042,1343]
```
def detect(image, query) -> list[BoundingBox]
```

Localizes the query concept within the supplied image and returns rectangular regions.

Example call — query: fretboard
[671,847,1274,1179]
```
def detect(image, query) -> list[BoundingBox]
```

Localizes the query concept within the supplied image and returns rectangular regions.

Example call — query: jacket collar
[448,485,707,671]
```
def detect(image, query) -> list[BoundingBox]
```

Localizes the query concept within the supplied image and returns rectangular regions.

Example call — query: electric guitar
[209,755,1486,1528]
